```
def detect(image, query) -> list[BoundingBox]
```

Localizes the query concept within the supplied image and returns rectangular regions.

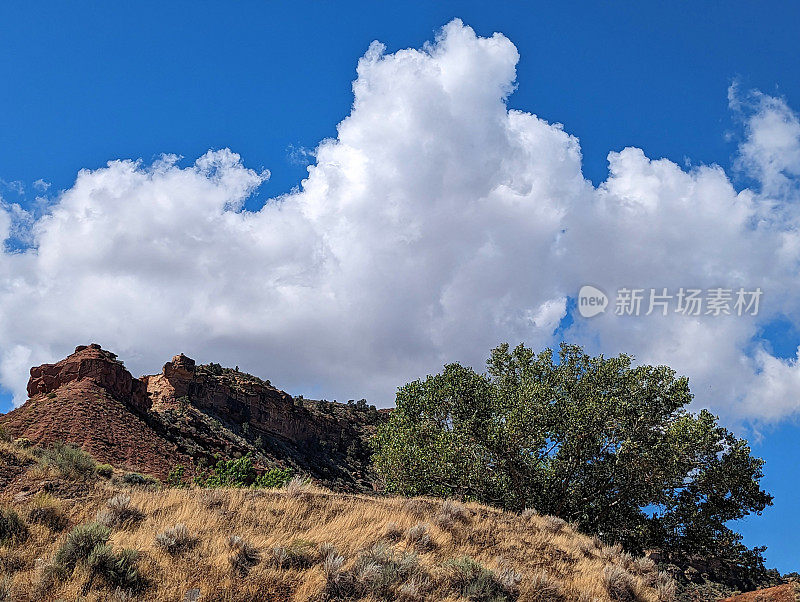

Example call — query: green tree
[193,454,294,489]
[372,343,772,568]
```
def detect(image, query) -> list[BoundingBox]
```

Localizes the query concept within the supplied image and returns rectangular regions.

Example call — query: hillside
[0,439,672,601]
[721,584,800,602]
[0,344,381,490]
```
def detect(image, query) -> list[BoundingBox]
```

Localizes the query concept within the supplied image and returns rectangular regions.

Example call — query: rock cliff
[1,344,383,489]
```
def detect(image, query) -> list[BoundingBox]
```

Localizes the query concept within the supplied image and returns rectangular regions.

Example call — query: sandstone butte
[0,344,381,489]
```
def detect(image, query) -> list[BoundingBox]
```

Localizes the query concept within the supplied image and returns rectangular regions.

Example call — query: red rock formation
[2,344,187,477]
[143,354,327,444]
[27,344,150,415]
[1,344,382,488]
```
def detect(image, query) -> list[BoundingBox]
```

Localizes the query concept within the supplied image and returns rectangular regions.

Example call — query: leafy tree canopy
[373,343,772,572]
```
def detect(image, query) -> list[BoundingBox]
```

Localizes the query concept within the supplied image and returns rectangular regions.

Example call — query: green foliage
[41,442,97,480]
[204,362,224,376]
[119,472,160,488]
[167,464,187,488]
[54,522,111,573]
[255,467,295,489]
[0,507,29,545]
[96,464,113,478]
[86,544,142,590]
[194,454,294,489]
[373,343,773,573]
[52,522,142,591]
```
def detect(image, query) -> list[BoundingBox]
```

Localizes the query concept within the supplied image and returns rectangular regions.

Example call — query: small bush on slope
[443,556,514,601]
[51,522,143,592]
[118,471,160,488]
[53,522,112,573]
[96,494,144,529]
[192,454,294,489]
[0,508,28,545]
[26,492,67,532]
[96,464,113,478]
[155,524,196,555]
[40,442,97,480]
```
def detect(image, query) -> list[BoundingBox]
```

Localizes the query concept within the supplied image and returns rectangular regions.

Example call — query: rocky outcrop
[27,344,150,415]
[2,344,383,488]
[144,355,328,444]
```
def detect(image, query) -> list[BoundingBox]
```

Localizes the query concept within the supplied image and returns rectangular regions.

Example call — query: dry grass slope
[0,441,673,602]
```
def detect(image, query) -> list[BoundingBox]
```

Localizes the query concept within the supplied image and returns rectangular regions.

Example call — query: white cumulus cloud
[1,19,799,425]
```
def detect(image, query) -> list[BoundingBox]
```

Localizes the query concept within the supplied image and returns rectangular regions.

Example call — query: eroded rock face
[143,354,196,408]
[144,354,325,443]
[4,344,381,488]
[27,344,150,415]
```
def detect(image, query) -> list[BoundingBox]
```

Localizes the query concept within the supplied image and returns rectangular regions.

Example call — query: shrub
[167,464,186,488]
[497,567,522,594]
[603,565,637,602]
[254,467,294,489]
[401,499,430,517]
[155,524,195,555]
[0,508,28,545]
[227,535,260,575]
[397,576,430,601]
[655,572,676,602]
[194,455,292,488]
[354,543,421,598]
[442,556,509,601]
[406,523,435,552]
[525,570,565,601]
[53,522,111,573]
[86,544,142,590]
[41,442,96,480]
[283,476,310,498]
[434,500,469,530]
[383,522,403,542]
[322,549,345,579]
[119,472,159,488]
[541,515,567,534]
[51,521,143,591]
[97,464,114,478]
[630,555,655,575]
[27,493,67,531]
[271,539,320,569]
[96,494,144,529]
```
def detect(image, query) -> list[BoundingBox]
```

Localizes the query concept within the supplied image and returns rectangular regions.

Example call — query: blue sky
[1,2,799,572]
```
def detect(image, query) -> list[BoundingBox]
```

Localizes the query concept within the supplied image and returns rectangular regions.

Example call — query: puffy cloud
[0,205,9,243]
[0,20,799,424]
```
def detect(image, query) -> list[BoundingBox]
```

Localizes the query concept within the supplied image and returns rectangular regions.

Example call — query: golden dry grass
[0,476,674,602]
